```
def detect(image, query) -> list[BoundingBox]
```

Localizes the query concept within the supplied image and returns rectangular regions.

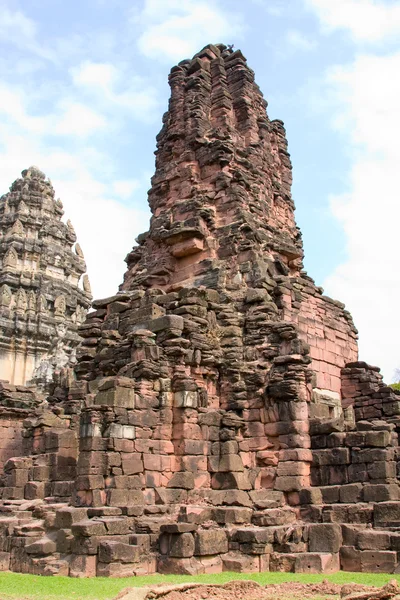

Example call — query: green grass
[0,571,398,600]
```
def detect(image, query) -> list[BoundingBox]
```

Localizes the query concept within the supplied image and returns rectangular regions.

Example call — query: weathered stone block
[274,475,309,491]
[253,507,296,527]
[171,237,204,257]
[357,530,390,550]
[71,520,107,537]
[221,552,260,573]
[147,315,184,333]
[365,430,390,447]
[367,461,396,480]
[308,524,342,553]
[25,536,57,556]
[157,556,203,575]
[299,487,322,505]
[295,552,339,574]
[54,507,88,529]
[69,555,97,578]
[121,455,143,475]
[0,551,10,571]
[101,517,131,535]
[194,530,228,555]
[218,455,244,472]
[57,529,74,553]
[360,550,397,573]
[249,490,284,509]
[211,507,252,524]
[339,484,363,503]
[269,553,296,573]
[94,386,135,408]
[161,523,197,534]
[167,472,195,489]
[363,484,400,502]
[161,533,195,558]
[96,561,136,577]
[99,541,140,563]
[374,502,400,527]
[174,391,198,408]
[340,546,361,571]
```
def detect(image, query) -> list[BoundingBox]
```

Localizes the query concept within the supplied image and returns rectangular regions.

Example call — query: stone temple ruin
[1,44,400,578]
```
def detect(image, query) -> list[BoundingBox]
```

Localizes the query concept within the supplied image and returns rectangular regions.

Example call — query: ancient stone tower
[1,45,400,578]
[0,166,92,386]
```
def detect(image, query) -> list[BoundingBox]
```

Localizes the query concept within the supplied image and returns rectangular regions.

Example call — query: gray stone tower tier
[0,166,92,385]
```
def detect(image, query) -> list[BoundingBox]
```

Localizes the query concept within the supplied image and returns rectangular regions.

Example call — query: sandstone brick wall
[0,412,25,472]
[310,420,398,490]
[278,278,358,394]
[342,362,400,422]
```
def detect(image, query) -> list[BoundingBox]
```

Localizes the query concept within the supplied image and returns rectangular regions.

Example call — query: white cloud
[306,0,400,43]
[54,102,108,137]
[248,0,289,16]
[113,179,141,200]
[0,83,108,138]
[0,84,47,133]
[322,51,400,381]
[135,0,243,62]
[70,60,158,119]
[72,61,116,90]
[0,3,54,60]
[285,30,317,51]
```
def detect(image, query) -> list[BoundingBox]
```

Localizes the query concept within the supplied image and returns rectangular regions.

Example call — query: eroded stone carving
[3,246,17,268]
[0,284,11,307]
[54,294,66,316]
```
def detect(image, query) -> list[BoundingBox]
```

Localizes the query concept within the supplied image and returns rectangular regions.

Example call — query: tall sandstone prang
[1,44,400,578]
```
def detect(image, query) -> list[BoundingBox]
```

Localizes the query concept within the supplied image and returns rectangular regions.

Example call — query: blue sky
[1,0,400,380]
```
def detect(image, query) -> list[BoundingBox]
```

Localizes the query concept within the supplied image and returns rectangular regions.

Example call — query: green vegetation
[389,382,400,392]
[0,570,397,600]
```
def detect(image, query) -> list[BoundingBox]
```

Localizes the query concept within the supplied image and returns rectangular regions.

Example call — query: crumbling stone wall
[0,412,26,473]
[0,382,41,472]
[342,361,400,424]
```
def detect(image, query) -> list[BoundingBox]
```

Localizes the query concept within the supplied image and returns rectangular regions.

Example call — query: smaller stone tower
[0,166,92,385]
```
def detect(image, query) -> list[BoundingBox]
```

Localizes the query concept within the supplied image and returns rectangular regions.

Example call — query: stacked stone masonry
[0,44,400,578]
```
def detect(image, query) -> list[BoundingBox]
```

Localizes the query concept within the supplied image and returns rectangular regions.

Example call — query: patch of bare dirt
[117,578,400,600]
